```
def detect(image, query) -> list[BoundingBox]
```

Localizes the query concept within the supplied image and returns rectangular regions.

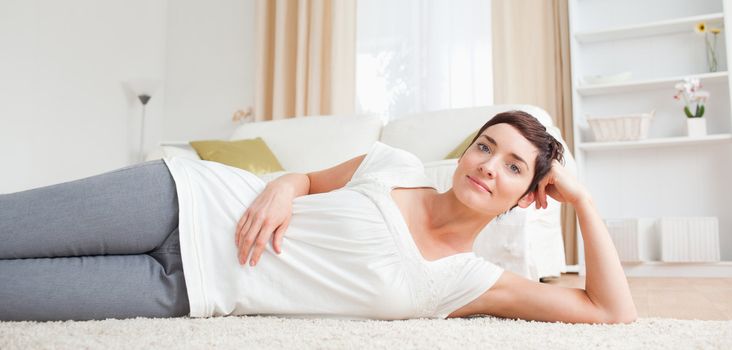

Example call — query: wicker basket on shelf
[586,110,655,142]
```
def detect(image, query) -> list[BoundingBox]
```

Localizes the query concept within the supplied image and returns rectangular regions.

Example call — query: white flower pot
[686,118,707,137]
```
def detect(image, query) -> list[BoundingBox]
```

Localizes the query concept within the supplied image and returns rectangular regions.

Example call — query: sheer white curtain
[356,0,493,123]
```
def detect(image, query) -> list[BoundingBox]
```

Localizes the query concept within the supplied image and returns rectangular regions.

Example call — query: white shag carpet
[1,316,731,349]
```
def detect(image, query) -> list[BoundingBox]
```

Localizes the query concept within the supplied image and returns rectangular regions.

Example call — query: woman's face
[454,123,538,215]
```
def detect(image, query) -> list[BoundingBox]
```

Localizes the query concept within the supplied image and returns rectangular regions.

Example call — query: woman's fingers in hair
[536,176,551,210]
[535,183,544,209]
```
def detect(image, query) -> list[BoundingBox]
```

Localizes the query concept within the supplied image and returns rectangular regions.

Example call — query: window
[356,0,493,124]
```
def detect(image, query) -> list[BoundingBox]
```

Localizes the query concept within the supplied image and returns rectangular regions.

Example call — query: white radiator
[604,217,720,262]
[605,218,659,262]
[659,217,720,262]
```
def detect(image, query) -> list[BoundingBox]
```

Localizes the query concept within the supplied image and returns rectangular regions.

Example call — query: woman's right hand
[235,183,294,266]
[534,159,590,209]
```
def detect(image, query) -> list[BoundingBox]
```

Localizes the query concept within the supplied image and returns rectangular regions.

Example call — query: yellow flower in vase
[695,22,707,34]
[696,22,723,72]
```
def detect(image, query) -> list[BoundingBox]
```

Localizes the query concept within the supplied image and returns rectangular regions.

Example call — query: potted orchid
[673,77,709,137]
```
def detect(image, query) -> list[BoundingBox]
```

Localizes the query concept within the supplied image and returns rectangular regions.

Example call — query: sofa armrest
[146,142,202,161]
[145,148,166,162]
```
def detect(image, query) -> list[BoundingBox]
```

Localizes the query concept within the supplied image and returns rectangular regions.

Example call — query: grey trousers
[0,159,190,322]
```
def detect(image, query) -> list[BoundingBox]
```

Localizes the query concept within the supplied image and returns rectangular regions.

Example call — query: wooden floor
[543,274,732,320]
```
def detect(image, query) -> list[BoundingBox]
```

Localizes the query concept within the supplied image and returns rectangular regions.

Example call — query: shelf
[577,71,728,96]
[578,133,732,151]
[575,13,724,44]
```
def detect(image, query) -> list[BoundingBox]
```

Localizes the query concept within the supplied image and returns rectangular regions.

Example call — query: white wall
[161,0,255,142]
[0,0,255,194]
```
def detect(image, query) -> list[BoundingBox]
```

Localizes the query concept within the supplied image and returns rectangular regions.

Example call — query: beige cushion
[189,137,285,175]
[444,130,479,159]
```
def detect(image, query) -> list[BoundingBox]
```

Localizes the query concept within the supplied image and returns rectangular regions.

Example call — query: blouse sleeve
[433,256,505,319]
[349,141,434,189]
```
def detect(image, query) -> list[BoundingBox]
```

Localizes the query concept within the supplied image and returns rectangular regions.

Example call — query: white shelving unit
[578,134,732,151]
[568,0,732,277]
[575,13,725,44]
[576,71,729,96]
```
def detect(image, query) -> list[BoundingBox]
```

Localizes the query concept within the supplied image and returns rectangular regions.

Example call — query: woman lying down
[0,110,636,324]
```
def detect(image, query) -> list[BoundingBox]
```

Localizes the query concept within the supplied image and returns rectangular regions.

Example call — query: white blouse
[163,141,503,320]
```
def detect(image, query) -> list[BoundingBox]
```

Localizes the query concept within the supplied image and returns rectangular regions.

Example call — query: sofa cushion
[189,137,285,175]
[228,114,383,174]
[444,130,479,160]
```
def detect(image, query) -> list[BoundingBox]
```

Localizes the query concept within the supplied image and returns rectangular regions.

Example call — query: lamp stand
[138,94,151,163]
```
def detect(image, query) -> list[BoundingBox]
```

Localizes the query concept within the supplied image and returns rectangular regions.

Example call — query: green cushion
[189,137,285,175]
[444,130,479,159]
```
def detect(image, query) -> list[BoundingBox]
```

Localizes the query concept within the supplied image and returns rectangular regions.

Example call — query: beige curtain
[492,0,577,265]
[254,0,356,121]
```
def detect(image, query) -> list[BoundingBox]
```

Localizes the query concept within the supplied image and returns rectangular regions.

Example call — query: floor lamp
[126,79,160,163]
[137,93,151,162]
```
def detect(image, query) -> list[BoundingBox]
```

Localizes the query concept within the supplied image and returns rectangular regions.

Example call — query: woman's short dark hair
[460,110,565,200]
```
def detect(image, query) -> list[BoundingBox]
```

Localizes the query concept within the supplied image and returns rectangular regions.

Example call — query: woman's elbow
[601,307,638,324]
[607,313,637,324]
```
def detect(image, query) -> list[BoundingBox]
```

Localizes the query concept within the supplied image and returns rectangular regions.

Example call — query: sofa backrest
[228,114,383,174]
[159,105,576,178]
[383,104,577,183]
[380,104,560,163]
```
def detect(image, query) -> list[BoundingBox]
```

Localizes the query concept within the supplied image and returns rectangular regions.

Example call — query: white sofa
[148,104,577,281]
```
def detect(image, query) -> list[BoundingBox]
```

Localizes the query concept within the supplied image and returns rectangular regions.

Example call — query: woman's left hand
[534,159,589,209]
